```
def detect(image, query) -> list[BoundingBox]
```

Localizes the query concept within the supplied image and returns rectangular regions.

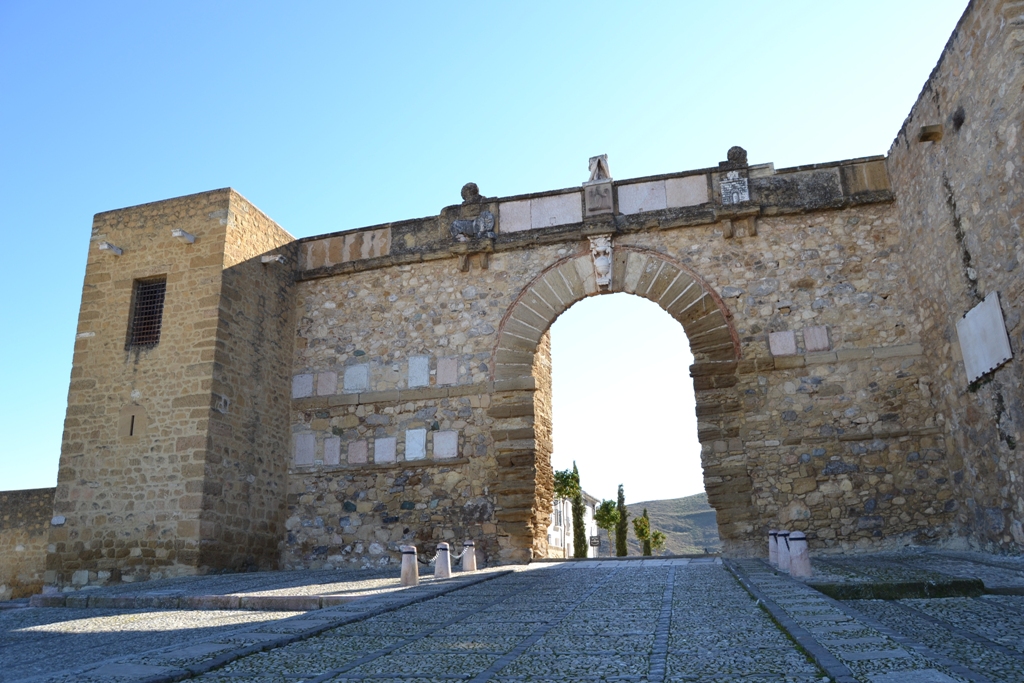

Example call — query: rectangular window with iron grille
[126,277,167,349]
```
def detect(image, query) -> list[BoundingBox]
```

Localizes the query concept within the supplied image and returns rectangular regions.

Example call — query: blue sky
[0,1,966,501]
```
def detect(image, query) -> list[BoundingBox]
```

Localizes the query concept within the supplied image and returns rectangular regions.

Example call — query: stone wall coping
[92,187,233,218]
[297,187,895,282]
[295,152,897,279]
[294,214,435,246]
[774,155,887,175]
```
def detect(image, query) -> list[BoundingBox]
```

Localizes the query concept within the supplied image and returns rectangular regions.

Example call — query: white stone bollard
[434,542,451,579]
[400,545,419,587]
[768,530,778,567]
[788,531,812,578]
[462,540,477,572]
[776,530,791,573]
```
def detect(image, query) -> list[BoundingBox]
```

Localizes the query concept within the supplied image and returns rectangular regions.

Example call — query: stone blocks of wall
[887,0,1024,551]
[50,188,296,588]
[287,165,958,562]
[0,488,53,600]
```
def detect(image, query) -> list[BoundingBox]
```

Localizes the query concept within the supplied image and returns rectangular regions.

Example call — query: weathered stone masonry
[0,488,53,599]
[9,0,1020,590]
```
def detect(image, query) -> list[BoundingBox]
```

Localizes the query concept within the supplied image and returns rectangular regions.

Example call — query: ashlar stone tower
[50,190,297,582]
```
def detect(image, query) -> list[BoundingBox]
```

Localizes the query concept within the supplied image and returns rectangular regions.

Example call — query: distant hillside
[592,492,721,556]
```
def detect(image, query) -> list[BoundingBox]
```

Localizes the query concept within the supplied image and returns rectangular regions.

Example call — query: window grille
[126,278,166,349]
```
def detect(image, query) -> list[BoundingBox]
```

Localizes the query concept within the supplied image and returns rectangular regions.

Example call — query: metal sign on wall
[956,291,1014,383]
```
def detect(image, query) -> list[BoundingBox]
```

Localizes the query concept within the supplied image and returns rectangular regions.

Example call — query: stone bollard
[400,545,419,587]
[768,530,778,567]
[776,530,791,573]
[788,531,812,578]
[462,540,477,572]
[434,542,452,579]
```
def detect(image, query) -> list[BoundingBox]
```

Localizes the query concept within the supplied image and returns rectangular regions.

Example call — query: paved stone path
[1,569,511,683]
[189,558,823,683]
[3,554,1024,682]
[734,557,1024,683]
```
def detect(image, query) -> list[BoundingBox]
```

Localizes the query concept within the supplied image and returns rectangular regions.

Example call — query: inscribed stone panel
[408,356,429,388]
[956,291,1014,383]
[348,440,368,464]
[530,193,582,229]
[324,437,340,465]
[293,434,315,466]
[666,175,709,207]
[292,374,314,399]
[768,330,797,356]
[437,357,458,386]
[405,429,426,461]
[803,326,831,353]
[343,365,369,393]
[433,430,459,459]
[498,200,533,233]
[374,437,396,463]
[618,181,667,215]
[316,371,337,396]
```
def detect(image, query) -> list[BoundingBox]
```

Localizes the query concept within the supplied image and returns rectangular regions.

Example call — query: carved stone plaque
[584,180,614,216]
[721,170,749,205]
[584,154,614,216]
[956,291,1013,383]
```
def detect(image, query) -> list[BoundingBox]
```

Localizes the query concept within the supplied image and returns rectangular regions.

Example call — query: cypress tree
[571,463,587,558]
[615,484,629,556]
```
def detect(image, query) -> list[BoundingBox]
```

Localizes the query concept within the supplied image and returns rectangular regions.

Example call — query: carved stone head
[461,183,482,203]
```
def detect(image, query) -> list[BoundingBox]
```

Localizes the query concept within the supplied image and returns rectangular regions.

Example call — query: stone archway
[489,244,757,557]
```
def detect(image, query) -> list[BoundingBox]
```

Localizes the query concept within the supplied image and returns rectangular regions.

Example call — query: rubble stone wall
[0,488,53,600]
[284,159,957,563]
[887,0,1024,551]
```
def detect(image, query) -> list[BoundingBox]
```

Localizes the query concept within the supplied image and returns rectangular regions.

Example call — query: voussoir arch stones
[491,246,756,553]
[492,246,740,381]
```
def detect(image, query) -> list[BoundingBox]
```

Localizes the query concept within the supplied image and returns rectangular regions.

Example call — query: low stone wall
[0,488,53,600]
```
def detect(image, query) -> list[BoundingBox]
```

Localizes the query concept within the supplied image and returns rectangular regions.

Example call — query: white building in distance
[547,491,600,559]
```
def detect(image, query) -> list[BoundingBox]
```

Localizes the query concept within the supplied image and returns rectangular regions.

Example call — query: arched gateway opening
[492,246,754,558]
[548,292,715,557]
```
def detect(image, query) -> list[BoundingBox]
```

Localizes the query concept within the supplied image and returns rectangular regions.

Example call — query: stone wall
[50,189,296,587]
[198,193,296,571]
[40,0,1023,580]
[284,155,956,562]
[0,488,53,600]
[887,0,1024,551]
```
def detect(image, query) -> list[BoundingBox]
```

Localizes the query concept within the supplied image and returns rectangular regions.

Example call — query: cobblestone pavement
[0,606,305,683]
[809,550,1024,595]
[191,558,825,683]
[7,555,1024,683]
[734,556,1024,683]
[1,568,511,683]
[28,568,432,611]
